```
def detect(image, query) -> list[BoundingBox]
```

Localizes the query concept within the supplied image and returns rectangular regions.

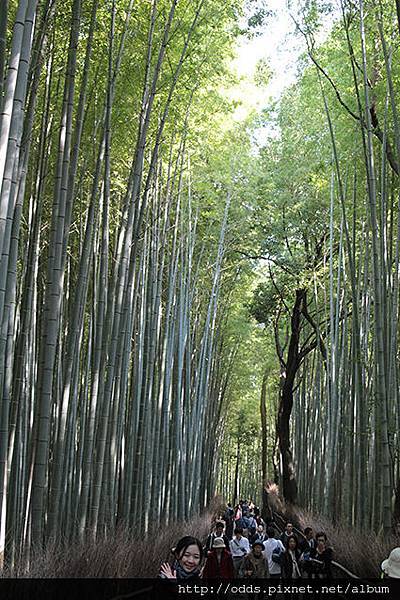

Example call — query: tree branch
[268,264,291,314]
[274,309,287,371]
[291,11,400,176]
[235,249,297,278]
[301,302,327,365]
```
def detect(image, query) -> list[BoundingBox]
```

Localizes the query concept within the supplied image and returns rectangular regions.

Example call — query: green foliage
[241,0,273,38]
[7,0,400,535]
[254,57,272,87]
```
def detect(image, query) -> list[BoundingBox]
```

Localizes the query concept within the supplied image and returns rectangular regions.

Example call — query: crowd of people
[159,499,335,582]
[159,498,400,590]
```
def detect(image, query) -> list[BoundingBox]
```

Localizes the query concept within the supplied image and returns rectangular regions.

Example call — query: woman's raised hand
[160,562,177,579]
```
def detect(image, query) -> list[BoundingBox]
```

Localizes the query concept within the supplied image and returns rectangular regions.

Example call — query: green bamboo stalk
[31,0,82,546]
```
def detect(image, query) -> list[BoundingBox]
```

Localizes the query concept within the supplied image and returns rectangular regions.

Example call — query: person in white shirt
[263,527,285,579]
[229,527,250,577]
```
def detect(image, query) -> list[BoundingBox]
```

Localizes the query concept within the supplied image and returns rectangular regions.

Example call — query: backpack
[272,544,283,565]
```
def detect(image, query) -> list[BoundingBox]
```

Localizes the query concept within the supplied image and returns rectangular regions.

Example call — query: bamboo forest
[2,0,400,583]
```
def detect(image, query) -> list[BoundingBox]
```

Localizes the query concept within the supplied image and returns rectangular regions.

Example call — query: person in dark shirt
[280,523,298,548]
[299,527,316,553]
[159,536,203,600]
[204,521,230,554]
[282,535,302,579]
[309,532,333,578]
[299,527,316,577]
[250,524,267,546]
[223,503,235,539]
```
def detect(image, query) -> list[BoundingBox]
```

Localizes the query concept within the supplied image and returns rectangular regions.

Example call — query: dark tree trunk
[277,289,306,504]
[260,369,268,485]
[393,478,400,529]
[396,0,400,37]
[233,437,240,505]
[261,486,273,524]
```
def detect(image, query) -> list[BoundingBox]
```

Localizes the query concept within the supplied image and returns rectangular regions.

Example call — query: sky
[222,0,304,141]
[235,0,302,99]
[227,0,339,140]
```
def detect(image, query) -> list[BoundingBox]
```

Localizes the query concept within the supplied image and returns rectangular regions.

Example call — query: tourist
[229,527,250,576]
[309,531,333,578]
[299,527,316,554]
[264,526,285,579]
[281,535,302,579]
[280,522,297,548]
[223,503,235,539]
[234,504,245,529]
[204,520,230,554]
[381,547,400,578]
[255,512,266,530]
[242,499,250,516]
[250,524,267,546]
[202,537,235,579]
[243,539,269,578]
[299,527,316,577]
[160,536,203,581]
[246,513,258,539]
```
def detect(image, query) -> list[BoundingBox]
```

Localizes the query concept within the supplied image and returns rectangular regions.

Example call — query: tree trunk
[277,289,306,504]
[233,436,240,506]
[260,368,268,485]
[0,0,7,100]
[396,0,400,36]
